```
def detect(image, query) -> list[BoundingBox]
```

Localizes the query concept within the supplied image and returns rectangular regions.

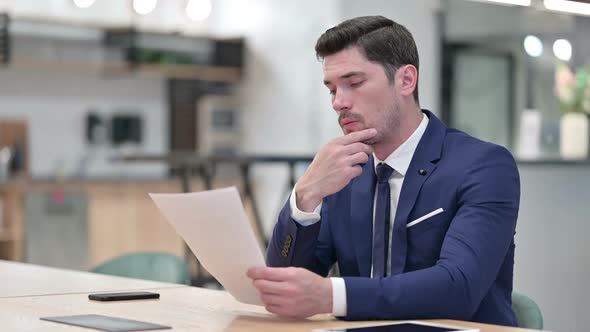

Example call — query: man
[247,15,520,326]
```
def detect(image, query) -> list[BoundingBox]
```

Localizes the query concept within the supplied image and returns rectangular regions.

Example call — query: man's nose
[332,90,351,112]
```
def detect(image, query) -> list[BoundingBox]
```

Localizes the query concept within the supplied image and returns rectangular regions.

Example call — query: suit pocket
[406,208,449,268]
[406,208,444,228]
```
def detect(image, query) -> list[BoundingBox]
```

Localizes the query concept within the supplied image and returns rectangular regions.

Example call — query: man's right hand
[295,128,377,212]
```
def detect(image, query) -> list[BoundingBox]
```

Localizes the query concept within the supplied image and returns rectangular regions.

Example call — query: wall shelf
[2,14,244,83]
[10,57,242,82]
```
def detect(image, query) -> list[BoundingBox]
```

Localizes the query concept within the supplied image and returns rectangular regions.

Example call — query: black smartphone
[88,291,160,302]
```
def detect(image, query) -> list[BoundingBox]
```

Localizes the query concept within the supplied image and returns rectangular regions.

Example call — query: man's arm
[250,145,519,320]
[343,145,520,320]
[257,129,376,317]
[266,128,376,273]
[266,197,333,276]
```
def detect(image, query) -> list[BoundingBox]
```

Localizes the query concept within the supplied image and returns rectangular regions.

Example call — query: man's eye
[329,90,336,96]
[351,81,364,87]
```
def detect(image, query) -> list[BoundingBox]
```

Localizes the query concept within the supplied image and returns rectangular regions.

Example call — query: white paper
[149,187,265,305]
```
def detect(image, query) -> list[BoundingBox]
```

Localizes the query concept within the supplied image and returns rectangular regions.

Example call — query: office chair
[91,252,190,285]
[512,292,543,329]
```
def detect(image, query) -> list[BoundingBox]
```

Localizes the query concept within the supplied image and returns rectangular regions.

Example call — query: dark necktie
[372,163,394,278]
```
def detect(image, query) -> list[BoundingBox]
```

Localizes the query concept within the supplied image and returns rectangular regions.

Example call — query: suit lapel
[348,110,447,276]
[390,110,446,274]
[350,156,376,277]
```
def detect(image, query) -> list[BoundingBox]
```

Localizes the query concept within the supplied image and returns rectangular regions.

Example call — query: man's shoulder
[423,110,514,165]
[443,127,515,162]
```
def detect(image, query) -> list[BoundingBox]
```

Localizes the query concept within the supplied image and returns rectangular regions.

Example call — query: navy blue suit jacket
[267,110,520,326]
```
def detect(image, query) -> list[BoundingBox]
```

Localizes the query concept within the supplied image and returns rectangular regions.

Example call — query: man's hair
[315,15,420,103]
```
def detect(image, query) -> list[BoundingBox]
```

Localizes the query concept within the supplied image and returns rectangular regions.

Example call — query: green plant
[554,62,590,114]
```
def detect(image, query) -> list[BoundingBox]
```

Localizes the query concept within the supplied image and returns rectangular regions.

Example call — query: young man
[247,16,520,326]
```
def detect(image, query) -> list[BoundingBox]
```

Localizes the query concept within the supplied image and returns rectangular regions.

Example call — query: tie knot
[376,163,393,184]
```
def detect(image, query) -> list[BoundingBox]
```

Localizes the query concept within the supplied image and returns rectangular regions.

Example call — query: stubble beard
[339,105,400,145]
[374,105,400,145]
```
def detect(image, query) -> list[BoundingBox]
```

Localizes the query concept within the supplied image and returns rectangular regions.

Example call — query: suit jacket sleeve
[266,197,336,277]
[342,145,520,320]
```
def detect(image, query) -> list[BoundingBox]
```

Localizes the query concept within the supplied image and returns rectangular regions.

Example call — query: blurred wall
[517,165,589,332]
[0,69,168,178]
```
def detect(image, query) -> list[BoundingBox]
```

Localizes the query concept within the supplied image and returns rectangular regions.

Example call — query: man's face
[323,46,400,145]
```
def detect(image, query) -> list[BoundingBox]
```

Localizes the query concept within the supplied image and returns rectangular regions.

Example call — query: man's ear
[396,65,418,98]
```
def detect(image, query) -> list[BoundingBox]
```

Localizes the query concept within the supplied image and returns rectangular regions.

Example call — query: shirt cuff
[290,183,322,226]
[330,277,347,317]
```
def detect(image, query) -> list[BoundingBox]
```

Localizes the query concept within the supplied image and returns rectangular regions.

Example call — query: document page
[149,187,265,305]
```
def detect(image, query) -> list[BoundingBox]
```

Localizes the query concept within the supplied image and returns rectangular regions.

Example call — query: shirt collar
[373,113,429,177]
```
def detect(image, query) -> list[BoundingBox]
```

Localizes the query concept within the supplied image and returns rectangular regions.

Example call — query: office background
[0,0,588,331]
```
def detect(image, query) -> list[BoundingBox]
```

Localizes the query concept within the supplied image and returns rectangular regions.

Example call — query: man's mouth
[340,118,357,126]
[340,118,362,132]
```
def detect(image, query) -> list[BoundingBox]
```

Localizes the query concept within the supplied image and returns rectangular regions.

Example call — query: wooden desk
[0,261,543,331]
[0,260,185,298]
[0,286,541,332]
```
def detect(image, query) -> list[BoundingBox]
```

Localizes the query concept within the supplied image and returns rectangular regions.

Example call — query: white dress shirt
[289,113,429,316]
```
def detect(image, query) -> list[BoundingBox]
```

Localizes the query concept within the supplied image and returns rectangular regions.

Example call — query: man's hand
[296,128,377,212]
[247,266,333,318]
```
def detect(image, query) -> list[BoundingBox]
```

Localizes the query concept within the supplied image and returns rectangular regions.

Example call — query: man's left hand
[246,266,333,318]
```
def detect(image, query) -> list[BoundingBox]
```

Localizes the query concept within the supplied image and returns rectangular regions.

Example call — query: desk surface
[0,260,184,298]
[0,287,541,332]
[1,261,543,331]
[112,152,314,165]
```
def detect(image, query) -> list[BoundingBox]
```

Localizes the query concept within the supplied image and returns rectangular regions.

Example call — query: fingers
[247,267,295,282]
[264,301,309,319]
[336,128,377,145]
[252,279,292,295]
[347,151,370,166]
[348,165,363,179]
[249,267,326,319]
[342,142,373,156]
[260,293,291,307]
[265,303,297,318]
[264,300,303,319]
[246,266,266,279]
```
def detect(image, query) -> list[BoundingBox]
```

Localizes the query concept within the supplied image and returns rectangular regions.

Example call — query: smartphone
[88,291,160,302]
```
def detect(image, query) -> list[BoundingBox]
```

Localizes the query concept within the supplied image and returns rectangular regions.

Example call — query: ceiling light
[524,35,543,57]
[553,39,573,61]
[544,0,590,16]
[186,0,212,22]
[73,0,96,9]
[133,0,158,16]
[483,0,531,6]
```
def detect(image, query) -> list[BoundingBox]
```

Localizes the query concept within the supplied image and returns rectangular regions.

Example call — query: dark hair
[315,15,420,103]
